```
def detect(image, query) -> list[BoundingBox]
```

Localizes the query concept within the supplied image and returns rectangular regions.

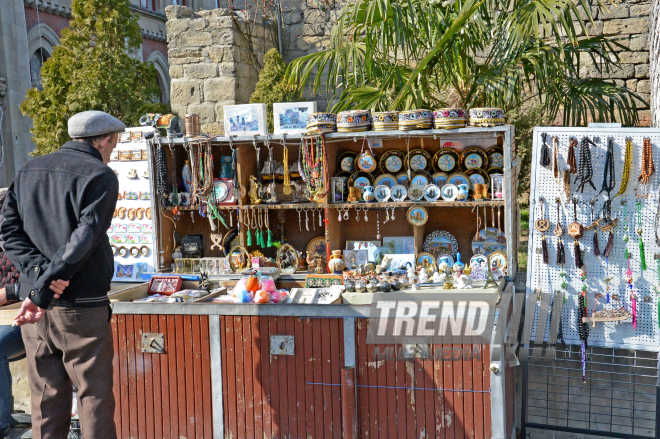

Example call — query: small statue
[432,271,446,283]
[291,181,306,203]
[249,175,262,205]
[419,267,429,284]
[443,277,454,289]
[263,181,278,204]
[456,275,473,289]
[181,160,192,192]
[356,264,366,276]
[314,254,325,274]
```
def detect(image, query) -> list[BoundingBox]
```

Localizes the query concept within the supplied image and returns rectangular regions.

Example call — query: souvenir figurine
[456,275,473,289]
[314,254,325,274]
[432,271,446,283]
[182,160,192,192]
[419,267,429,283]
[456,184,469,201]
[249,175,262,205]
[263,182,278,204]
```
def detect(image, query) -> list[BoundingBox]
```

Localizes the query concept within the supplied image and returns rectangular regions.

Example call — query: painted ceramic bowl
[372,111,400,131]
[468,107,505,127]
[337,110,372,132]
[433,108,467,128]
[398,109,433,130]
[307,113,337,132]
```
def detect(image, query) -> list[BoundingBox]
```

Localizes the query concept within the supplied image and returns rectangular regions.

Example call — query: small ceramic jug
[456,184,469,201]
[362,186,375,202]
[328,250,345,274]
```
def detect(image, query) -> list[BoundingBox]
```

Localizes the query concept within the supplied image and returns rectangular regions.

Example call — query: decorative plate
[440,184,459,201]
[374,173,398,188]
[432,172,449,188]
[408,184,425,201]
[423,230,458,258]
[486,146,504,169]
[416,252,436,270]
[470,253,488,268]
[348,171,374,188]
[488,251,507,270]
[460,147,488,171]
[213,180,229,202]
[433,148,460,173]
[447,172,472,190]
[406,149,432,172]
[374,185,392,202]
[391,185,408,202]
[466,169,490,188]
[436,254,455,270]
[228,246,251,272]
[407,206,428,226]
[357,151,378,173]
[337,151,357,173]
[411,170,432,187]
[396,173,410,186]
[423,184,441,202]
[306,236,328,265]
[379,149,406,174]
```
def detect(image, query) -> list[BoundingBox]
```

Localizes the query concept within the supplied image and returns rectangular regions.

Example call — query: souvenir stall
[521,126,660,438]
[106,107,521,439]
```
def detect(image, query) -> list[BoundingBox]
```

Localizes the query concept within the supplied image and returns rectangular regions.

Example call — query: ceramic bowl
[337,110,372,132]
[399,110,433,130]
[307,112,337,126]
[468,107,505,127]
[372,111,399,131]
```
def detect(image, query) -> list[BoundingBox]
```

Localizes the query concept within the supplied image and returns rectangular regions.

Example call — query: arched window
[147,50,170,104]
[30,50,50,90]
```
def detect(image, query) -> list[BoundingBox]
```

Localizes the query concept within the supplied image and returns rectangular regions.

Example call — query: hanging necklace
[614,137,633,199]
[540,132,551,169]
[246,208,253,246]
[567,137,577,174]
[551,136,561,182]
[591,202,600,256]
[638,138,655,194]
[300,134,328,202]
[636,199,647,270]
[577,266,589,382]
[574,137,596,193]
[376,211,381,240]
[555,198,566,265]
[155,144,171,207]
[535,197,550,264]
[569,197,584,268]
[282,139,291,195]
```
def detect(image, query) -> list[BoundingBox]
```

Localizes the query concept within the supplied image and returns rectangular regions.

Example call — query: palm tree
[285,0,643,126]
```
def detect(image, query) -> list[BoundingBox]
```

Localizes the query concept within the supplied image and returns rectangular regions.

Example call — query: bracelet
[117,246,128,257]
[129,246,140,257]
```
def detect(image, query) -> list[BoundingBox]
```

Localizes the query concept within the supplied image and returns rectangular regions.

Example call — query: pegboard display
[526,127,660,352]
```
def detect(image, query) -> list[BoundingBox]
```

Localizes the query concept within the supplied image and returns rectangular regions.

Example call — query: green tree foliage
[250,48,296,132]
[285,0,643,127]
[21,0,166,155]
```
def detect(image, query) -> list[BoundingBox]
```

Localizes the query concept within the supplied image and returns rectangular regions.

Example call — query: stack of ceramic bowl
[336,110,372,132]
[306,112,337,133]
[433,108,467,129]
[468,108,505,127]
[371,111,399,131]
[398,109,433,131]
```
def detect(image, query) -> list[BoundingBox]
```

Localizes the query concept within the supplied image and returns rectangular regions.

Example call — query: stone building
[0,0,217,186]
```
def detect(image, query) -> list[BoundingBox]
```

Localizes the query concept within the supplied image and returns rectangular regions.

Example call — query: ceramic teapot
[362,186,375,202]
[456,184,469,201]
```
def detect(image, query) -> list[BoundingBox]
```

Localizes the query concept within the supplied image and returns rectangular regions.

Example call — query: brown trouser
[21,305,117,439]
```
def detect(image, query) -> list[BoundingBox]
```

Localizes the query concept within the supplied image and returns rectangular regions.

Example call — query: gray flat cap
[68,110,126,138]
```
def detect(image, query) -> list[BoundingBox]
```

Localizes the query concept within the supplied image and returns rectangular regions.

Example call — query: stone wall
[165,5,273,134]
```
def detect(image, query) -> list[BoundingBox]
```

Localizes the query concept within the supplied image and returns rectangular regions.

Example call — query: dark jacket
[1,141,118,308]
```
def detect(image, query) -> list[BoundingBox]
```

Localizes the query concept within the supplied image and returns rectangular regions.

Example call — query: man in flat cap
[1,111,124,439]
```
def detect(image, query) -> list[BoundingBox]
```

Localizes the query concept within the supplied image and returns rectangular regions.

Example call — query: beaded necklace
[636,199,647,271]
[574,137,596,193]
[577,266,589,382]
[614,137,632,199]
[155,144,171,207]
[540,132,551,169]
[299,134,328,202]
[567,137,577,174]
[555,198,566,264]
[638,137,655,187]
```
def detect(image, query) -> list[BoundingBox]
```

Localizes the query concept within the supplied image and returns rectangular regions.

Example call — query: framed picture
[119,132,130,143]
[345,240,381,262]
[224,104,267,136]
[343,250,368,269]
[273,102,317,134]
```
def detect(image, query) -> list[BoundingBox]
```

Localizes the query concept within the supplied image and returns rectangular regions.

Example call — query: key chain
[343,206,349,221]
[636,199,647,270]
[265,208,273,247]
[318,207,323,227]
[338,206,343,222]
[297,206,303,232]
[376,211,381,240]
[364,205,369,222]
[355,205,361,222]
[391,206,395,221]
[305,207,310,231]
[555,198,566,264]
[384,204,390,223]
[311,208,316,231]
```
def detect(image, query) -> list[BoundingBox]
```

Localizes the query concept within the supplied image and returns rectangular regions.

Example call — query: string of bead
[614,137,632,198]
[540,132,551,168]
[638,137,655,185]
[574,136,596,193]
[567,137,577,174]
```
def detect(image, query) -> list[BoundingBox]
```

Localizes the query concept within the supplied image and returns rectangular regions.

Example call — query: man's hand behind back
[14,279,69,326]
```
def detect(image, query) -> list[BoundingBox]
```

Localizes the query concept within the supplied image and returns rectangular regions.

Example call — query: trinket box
[469,108,505,127]
[398,109,433,130]
[148,276,183,295]
[372,111,399,131]
[433,108,467,129]
[306,112,337,133]
[337,110,372,132]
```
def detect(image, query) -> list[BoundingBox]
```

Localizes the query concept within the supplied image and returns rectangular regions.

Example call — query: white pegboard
[527,127,660,352]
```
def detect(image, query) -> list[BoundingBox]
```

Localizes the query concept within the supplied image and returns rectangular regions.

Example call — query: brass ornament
[534,219,550,232]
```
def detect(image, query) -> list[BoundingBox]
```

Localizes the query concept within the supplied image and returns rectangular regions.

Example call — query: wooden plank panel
[277,316,290,438]
[259,316,272,439]
[250,317,264,439]
[473,345,484,439]
[242,316,255,439]
[158,315,171,439]
[268,317,281,439]
[414,357,426,439]
[424,356,436,439]
[224,316,238,439]
[285,317,298,439]
[111,317,121,435]
[302,318,315,439]
[293,317,307,438]
[192,316,204,439]
[134,315,147,439]
[453,345,465,439]
[376,343,388,439]
[175,315,188,438]
[482,345,492,439]
[200,316,213,439]
[463,345,475,439]
[311,318,324,439]
[141,316,154,439]
[433,345,445,438]
[167,315,179,439]
[404,356,416,437]
[116,316,130,439]
[126,314,139,439]
[367,341,379,439]
[233,316,246,439]
[150,315,163,439]
[386,344,397,439]
[220,316,228,437]
[395,351,408,439]
[355,320,369,438]
[443,346,455,439]
[320,318,332,439]
[329,318,342,439]
[183,315,196,439]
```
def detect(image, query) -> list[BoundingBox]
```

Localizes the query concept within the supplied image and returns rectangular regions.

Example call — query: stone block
[166,18,190,35]
[169,57,203,65]
[205,45,235,63]
[202,122,224,135]
[630,4,650,16]
[306,0,334,9]
[219,62,237,77]
[636,92,650,105]
[599,4,629,19]
[603,18,649,35]
[170,105,188,121]
[626,78,638,91]
[204,77,237,102]
[184,63,218,79]
[188,103,216,123]
[574,4,593,20]
[638,110,651,125]
[615,79,625,86]
[180,31,214,47]
[637,79,650,94]
[170,80,203,106]
[169,47,203,59]
[629,33,648,51]
[165,5,196,20]
[198,8,232,18]
[607,63,635,78]
[636,63,649,78]
[618,51,649,64]
[283,10,304,26]
[214,100,236,123]
[208,16,235,29]
[169,65,184,79]
[188,18,209,31]
[212,26,236,46]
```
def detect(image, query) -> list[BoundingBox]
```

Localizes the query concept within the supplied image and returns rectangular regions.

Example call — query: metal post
[341,367,357,439]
